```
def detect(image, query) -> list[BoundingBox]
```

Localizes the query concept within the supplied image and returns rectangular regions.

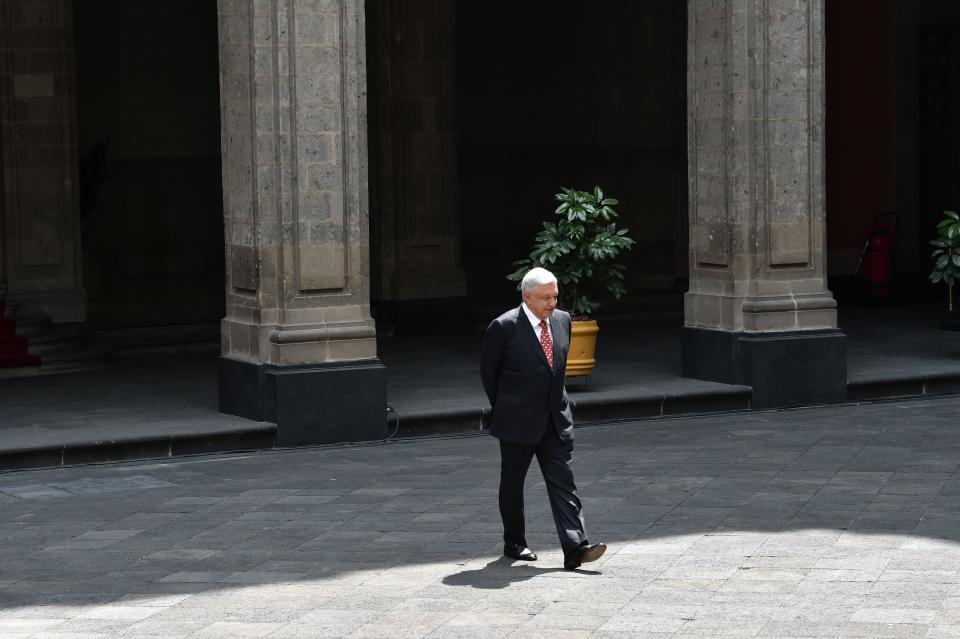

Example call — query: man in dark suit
[480,267,606,570]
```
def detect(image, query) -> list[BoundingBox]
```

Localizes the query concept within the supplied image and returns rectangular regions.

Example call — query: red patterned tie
[539,319,554,368]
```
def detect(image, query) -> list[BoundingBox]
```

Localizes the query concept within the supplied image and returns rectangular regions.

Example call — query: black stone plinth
[682,327,847,409]
[220,357,387,445]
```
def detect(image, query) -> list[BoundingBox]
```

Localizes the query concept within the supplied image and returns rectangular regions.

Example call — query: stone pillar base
[682,328,847,408]
[219,357,387,445]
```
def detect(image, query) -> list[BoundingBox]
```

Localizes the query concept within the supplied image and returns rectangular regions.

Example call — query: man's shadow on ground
[442,556,601,589]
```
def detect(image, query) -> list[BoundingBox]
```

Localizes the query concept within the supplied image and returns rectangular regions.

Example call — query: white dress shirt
[521,302,553,343]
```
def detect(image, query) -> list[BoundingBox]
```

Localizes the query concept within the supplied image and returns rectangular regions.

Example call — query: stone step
[41,343,110,368]
[0,364,42,379]
[0,347,106,376]
[388,386,755,439]
[39,359,107,375]
[26,324,87,355]
[14,315,52,338]
[0,422,278,471]
[28,322,85,343]
[0,312,108,377]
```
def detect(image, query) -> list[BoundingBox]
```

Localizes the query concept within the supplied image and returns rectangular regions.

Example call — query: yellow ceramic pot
[566,319,598,377]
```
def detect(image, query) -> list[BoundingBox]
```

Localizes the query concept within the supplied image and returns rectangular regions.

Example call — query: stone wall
[0,0,84,321]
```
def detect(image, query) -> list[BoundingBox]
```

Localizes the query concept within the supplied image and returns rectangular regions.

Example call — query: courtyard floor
[3,395,960,637]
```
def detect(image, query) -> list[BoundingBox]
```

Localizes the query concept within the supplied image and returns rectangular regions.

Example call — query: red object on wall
[0,301,41,368]
[863,231,894,300]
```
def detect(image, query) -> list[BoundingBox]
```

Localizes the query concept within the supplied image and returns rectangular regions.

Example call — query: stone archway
[0,0,85,323]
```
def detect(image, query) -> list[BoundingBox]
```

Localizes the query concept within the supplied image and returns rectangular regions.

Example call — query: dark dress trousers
[480,305,587,553]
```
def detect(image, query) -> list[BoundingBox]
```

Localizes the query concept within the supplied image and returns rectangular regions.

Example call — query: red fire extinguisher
[863,230,893,300]
[856,213,897,303]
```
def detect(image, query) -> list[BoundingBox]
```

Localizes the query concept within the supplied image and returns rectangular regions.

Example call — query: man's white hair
[521,267,557,294]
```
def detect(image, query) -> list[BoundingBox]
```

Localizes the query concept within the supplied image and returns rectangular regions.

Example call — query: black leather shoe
[504,544,538,561]
[564,542,606,569]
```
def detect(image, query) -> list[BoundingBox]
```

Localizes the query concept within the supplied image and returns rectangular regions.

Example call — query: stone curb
[5,372,960,472]
[0,424,277,471]
[847,371,960,402]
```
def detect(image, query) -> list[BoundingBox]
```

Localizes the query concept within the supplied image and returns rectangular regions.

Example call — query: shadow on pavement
[441,557,575,589]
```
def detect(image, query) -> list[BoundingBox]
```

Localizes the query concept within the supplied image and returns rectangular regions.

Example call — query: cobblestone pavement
[3,396,960,638]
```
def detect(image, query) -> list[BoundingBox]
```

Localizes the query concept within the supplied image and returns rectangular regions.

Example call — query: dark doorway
[74,1,223,339]
[825,0,960,307]
[918,27,960,241]
[456,1,688,314]
[366,1,688,326]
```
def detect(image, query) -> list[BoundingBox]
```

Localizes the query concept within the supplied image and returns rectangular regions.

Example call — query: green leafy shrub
[508,186,635,318]
[929,210,960,313]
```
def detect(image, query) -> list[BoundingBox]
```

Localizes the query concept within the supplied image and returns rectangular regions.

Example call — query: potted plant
[508,186,635,377]
[929,209,960,330]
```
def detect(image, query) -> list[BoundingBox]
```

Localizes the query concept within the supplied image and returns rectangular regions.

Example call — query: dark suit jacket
[480,305,574,445]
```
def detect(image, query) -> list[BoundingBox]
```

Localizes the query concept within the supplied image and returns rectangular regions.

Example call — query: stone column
[682,0,846,407]
[367,0,466,333]
[216,0,385,444]
[0,0,85,322]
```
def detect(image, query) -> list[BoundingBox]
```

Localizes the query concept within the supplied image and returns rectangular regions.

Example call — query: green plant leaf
[508,185,633,316]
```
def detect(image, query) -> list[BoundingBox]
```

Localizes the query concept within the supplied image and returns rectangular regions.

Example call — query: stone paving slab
[2,395,960,637]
